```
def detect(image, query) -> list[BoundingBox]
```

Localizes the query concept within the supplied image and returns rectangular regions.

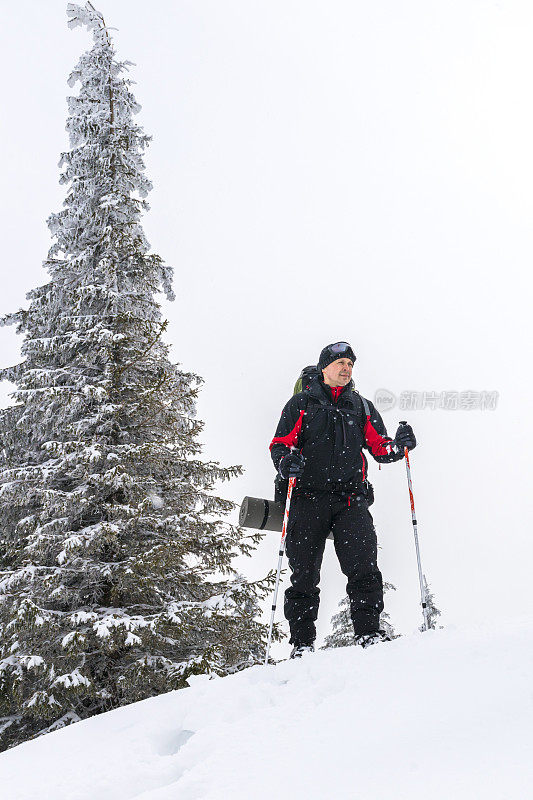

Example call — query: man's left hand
[394,423,417,451]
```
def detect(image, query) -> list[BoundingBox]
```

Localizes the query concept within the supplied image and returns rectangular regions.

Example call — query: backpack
[292,365,320,395]
[292,364,355,394]
[292,365,365,415]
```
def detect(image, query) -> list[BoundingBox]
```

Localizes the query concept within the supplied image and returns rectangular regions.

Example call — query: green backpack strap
[344,392,369,437]
[359,394,371,420]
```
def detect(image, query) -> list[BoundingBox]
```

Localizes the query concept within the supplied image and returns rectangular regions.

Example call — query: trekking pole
[264,475,296,665]
[399,422,430,632]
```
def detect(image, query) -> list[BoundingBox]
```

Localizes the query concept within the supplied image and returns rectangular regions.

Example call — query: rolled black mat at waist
[239,496,333,539]
[239,496,284,531]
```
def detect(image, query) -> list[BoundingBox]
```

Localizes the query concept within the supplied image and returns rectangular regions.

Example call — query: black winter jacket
[270,377,403,494]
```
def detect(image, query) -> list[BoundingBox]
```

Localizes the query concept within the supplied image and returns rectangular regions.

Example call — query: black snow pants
[284,490,384,645]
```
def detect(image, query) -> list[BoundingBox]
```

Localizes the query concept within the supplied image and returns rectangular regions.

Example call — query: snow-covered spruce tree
[0,3,272,750]
[322,583,398,649]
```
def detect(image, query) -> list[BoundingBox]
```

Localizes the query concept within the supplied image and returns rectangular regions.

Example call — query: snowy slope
[1,620,532,800]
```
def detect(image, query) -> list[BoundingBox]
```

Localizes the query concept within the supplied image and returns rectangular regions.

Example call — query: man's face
[322,358,354,387]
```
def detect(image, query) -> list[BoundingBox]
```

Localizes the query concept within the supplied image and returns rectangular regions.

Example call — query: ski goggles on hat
[328,342,356,359]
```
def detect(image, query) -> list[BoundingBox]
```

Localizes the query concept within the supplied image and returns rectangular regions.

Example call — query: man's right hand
[278,451,305,479]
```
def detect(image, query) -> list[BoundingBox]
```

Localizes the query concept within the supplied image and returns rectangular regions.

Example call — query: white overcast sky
[1,1,532,651]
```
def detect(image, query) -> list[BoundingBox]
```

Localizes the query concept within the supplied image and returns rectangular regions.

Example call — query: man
[269,341,416,658]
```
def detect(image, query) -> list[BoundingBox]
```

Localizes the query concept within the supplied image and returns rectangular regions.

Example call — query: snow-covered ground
[1,619,532,800]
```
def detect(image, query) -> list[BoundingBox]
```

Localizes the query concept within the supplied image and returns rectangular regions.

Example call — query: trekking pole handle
[398,422,409,456]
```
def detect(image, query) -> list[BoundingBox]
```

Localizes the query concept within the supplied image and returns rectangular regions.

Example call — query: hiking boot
[353,630,392,649]
[290,643,315,659]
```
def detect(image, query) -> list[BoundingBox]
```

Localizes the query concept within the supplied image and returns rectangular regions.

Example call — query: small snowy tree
[421,576,442,632]
[321,595,353,649]
[0,3,271,751]
[379,585,398,641]
[322,582,398,649]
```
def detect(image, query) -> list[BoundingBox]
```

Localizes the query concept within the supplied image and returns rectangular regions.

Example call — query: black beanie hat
[318,342,357,372]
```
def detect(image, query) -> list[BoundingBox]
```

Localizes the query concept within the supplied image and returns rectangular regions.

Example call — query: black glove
[394,422,417,451]
[278,450,305,479]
